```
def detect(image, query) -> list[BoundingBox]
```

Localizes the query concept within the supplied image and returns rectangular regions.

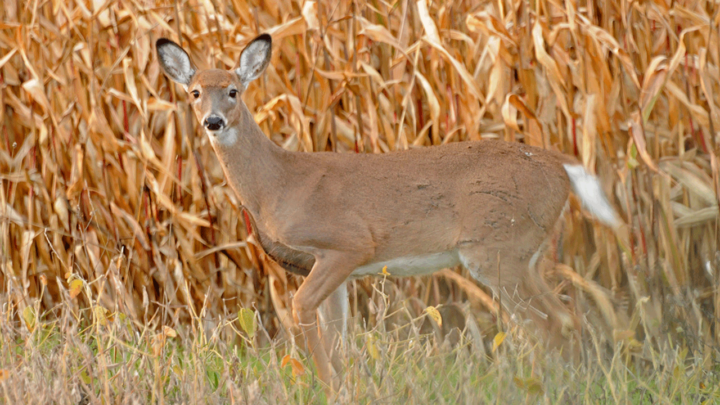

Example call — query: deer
[156,33,621,393]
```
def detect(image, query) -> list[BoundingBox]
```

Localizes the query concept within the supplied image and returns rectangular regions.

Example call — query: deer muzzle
[204,115,225,131]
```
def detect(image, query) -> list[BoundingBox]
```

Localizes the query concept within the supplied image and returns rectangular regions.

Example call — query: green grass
[1,294,718,405]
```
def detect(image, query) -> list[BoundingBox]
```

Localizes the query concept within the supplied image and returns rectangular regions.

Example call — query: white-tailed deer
[157,34,621,391]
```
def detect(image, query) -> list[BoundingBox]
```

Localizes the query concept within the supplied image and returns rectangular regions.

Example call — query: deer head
[156,34,272,147]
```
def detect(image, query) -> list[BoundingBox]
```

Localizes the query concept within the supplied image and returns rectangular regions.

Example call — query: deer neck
[209,102,288,217]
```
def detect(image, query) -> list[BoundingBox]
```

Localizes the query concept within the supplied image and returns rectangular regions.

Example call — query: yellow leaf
[492,331,506,352]
[0,369,9,382]
[281,354,291,368]
[628,339,643,351]
[22,306,36,332]
[80,370,91,384]
[69,279,83,299]
[513,376,544,395]
[94,306,108,326]
[367,334,380,360]
[163,326,177,338]
[381,266,390,276]
[238,308,256,338]
[172,365,183,377]
[281,355,304,378]
[425,306,442,327]
[289,358,305,377]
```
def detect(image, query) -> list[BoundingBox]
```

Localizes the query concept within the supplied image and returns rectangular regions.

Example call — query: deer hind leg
[459,244,579,357]
[318,282,348,376]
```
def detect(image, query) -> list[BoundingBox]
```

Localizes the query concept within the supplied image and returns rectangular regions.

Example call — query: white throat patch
[206,126,238,147]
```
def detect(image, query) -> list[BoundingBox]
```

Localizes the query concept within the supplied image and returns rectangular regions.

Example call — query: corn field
[0,0,719,397]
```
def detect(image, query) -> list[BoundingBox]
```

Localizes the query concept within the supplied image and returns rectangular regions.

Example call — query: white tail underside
[563,164,620,228]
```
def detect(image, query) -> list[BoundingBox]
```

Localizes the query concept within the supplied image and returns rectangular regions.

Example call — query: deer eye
[229,89,237,99]
[191,90,200,98]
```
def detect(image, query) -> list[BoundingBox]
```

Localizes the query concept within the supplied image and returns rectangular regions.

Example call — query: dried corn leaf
[0,0,716,353]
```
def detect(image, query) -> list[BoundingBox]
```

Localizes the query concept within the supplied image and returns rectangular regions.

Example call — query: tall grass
[1,277,718,403]
[0,0,718,402]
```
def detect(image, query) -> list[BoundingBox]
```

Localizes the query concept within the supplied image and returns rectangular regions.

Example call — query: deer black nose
[204,115,225,131]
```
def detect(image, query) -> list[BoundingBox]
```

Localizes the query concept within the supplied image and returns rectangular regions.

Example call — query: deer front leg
[292,251,367,393]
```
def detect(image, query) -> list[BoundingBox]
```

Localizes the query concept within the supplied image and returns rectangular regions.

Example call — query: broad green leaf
[207,370,219,389]
[80,370,91,384]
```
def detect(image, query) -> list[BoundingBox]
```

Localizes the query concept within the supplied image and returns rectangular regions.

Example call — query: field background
[0,0,718,403]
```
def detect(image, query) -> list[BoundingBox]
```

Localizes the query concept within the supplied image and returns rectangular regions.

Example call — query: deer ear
[156,38,196,86]
[235,34,272,86]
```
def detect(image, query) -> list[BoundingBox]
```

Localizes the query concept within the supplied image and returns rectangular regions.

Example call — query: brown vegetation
[0,0,718,401]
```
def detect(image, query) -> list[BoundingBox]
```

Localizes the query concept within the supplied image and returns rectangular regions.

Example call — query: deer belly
[350,250,460,278]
